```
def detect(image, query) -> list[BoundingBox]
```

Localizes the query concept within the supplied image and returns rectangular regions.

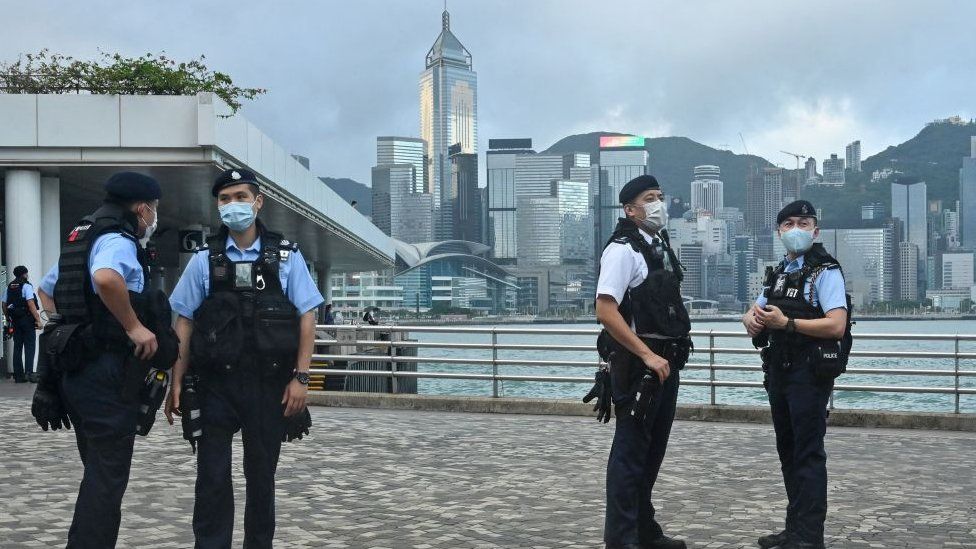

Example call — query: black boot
[758,530,788,548]
[644,536,687,549]
[781,542,824,549]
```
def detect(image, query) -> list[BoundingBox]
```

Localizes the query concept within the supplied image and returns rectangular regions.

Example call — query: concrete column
[5,170,44,279]
[40,176,61,275]
[320,265,333,304]
[4,169,43,376]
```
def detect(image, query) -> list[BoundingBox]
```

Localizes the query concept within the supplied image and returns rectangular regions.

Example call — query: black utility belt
[764,340,845,380]
[640,335,692,370]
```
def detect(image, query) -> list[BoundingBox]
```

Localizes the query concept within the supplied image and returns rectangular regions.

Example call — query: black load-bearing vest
[6,277,34,318]
[601,218,690,339]
[188,221,301,375]
[53,203,149,343]
[762,242,853,352]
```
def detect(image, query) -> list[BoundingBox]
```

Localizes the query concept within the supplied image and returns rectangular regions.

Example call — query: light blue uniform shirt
[169,235,324,319]
[5,282,36,309]
[39,233,145,296]
[755,254,847,313]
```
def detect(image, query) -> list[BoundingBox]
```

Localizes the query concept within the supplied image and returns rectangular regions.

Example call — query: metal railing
[310,325,976,414]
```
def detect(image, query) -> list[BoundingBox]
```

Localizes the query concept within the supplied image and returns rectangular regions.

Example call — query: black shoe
[780,542,824,549]
[758,530,788,548]
[644,536,687,549]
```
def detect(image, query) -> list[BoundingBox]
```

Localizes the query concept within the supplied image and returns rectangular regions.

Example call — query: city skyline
[4,1,974,185]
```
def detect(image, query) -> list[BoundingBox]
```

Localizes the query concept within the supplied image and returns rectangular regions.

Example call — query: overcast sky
[4,0,975,184]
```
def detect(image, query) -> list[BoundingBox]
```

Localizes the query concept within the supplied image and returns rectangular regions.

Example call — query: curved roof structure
[394,239,491,268]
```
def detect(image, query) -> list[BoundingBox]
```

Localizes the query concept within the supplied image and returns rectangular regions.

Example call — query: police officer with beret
[35,172,173,548]
[594,175,692,549]
[165,168,323,549]
[742,200,850,549]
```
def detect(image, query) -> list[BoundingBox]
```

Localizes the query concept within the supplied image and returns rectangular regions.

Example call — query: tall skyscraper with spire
[420,6,478,240]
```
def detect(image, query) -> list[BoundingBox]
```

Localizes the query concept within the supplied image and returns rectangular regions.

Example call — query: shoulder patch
[67,223,93,242]
[280,239,299,252]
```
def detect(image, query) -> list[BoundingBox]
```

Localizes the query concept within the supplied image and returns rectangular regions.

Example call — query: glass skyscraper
[377,136,426,193]
[486,139,534,264]
[960,137,976,249]
[594,136,648,255]
[891,178,928,295]
[420,8,478,240]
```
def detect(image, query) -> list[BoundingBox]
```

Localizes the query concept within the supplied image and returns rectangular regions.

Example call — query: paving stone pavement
[0,384,974,548]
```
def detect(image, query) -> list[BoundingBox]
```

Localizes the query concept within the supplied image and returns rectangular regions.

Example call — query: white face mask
[139,206,158,247]
[639,200,668,232]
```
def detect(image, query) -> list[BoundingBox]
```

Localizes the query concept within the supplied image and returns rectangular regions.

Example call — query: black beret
[212,168,259,197]
[618,174,661,204]
[776,200,817,225]
[104,172,161,201]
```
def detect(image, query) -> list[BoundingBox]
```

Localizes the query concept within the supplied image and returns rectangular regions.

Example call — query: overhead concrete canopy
[0,93,392,280]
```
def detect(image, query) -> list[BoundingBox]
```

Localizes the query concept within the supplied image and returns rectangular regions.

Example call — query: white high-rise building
[898,242,919,301]
[941,252,975,290]
[420,8,477,240]
[690,165,724,214]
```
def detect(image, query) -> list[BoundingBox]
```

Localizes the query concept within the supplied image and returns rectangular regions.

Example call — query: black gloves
[582,369,612,423]
[31,387,72,431]
[283,407,312,442]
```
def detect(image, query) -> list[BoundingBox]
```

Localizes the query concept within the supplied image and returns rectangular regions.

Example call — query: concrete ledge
[307,392,976,432]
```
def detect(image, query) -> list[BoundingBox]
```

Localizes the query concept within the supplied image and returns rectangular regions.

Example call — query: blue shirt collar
[226,235,261,254]
[782,254,805,273]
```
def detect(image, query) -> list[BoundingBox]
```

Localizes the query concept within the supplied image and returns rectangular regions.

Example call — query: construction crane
[739,133,750,155]
[780,150,807,170]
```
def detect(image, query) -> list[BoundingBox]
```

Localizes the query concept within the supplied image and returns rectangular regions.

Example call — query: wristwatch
[293,370,310,386]
[785,318,797,334]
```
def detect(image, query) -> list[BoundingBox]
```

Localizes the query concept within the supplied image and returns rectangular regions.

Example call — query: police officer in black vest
[593,175,692,549]
[166,168,322,548]
[34,172,178,548]
[3,265,42,382]
[743,200,850,549]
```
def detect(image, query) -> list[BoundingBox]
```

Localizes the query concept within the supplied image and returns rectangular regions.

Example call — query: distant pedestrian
[323,303,335,325]
[3,265,42,383]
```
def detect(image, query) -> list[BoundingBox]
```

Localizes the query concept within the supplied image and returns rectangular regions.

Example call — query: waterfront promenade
[1,382,973,548]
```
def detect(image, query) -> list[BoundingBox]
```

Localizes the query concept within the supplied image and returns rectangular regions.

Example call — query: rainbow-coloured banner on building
[599,135,647,148]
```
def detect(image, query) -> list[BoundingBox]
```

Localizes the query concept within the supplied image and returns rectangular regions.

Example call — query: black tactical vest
[6,277,31,318]
[189,221,300,376]
[603,218,690,338]
[53,203,149,344]
[762,243,842,349]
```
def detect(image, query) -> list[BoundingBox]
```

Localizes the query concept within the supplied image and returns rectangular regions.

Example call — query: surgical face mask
[781,227,815,254]
[219,201,257,232]
[139,206,158,247]
[639,200,668,232]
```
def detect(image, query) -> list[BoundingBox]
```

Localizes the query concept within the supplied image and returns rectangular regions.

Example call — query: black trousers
[193,371,288,549]
[60,351,139,549]
[604,346,681,546]
[11,315,36,380]
[766,361,832,545]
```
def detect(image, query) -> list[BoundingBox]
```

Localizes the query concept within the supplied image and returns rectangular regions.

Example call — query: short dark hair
[13,266,28,278]
[216,183,260,199]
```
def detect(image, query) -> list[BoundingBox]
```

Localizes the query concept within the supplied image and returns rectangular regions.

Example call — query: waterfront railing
[311,325,976,414]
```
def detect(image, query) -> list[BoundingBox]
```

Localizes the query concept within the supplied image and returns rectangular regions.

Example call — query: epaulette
[278,238,299,262]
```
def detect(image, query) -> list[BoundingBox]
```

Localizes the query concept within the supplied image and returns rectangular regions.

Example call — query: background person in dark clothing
[3,265,42,383]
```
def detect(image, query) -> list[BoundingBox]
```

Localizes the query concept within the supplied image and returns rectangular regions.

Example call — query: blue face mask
[781,227,815,254]
[219,201,256,231]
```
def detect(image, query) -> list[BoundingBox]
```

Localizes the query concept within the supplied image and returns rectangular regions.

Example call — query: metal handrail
[314,325,976,413]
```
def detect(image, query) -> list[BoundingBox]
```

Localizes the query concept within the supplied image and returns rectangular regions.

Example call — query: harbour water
[412,320,976,413]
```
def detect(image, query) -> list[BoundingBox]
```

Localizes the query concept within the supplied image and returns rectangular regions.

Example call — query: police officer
[595,175,692,549]
[742,200,849,549]
[34,172,165,548]
[165,168,323,549]
[3,265,42,382]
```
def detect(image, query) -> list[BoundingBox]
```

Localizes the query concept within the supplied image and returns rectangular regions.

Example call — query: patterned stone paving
[0,381,974,548]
